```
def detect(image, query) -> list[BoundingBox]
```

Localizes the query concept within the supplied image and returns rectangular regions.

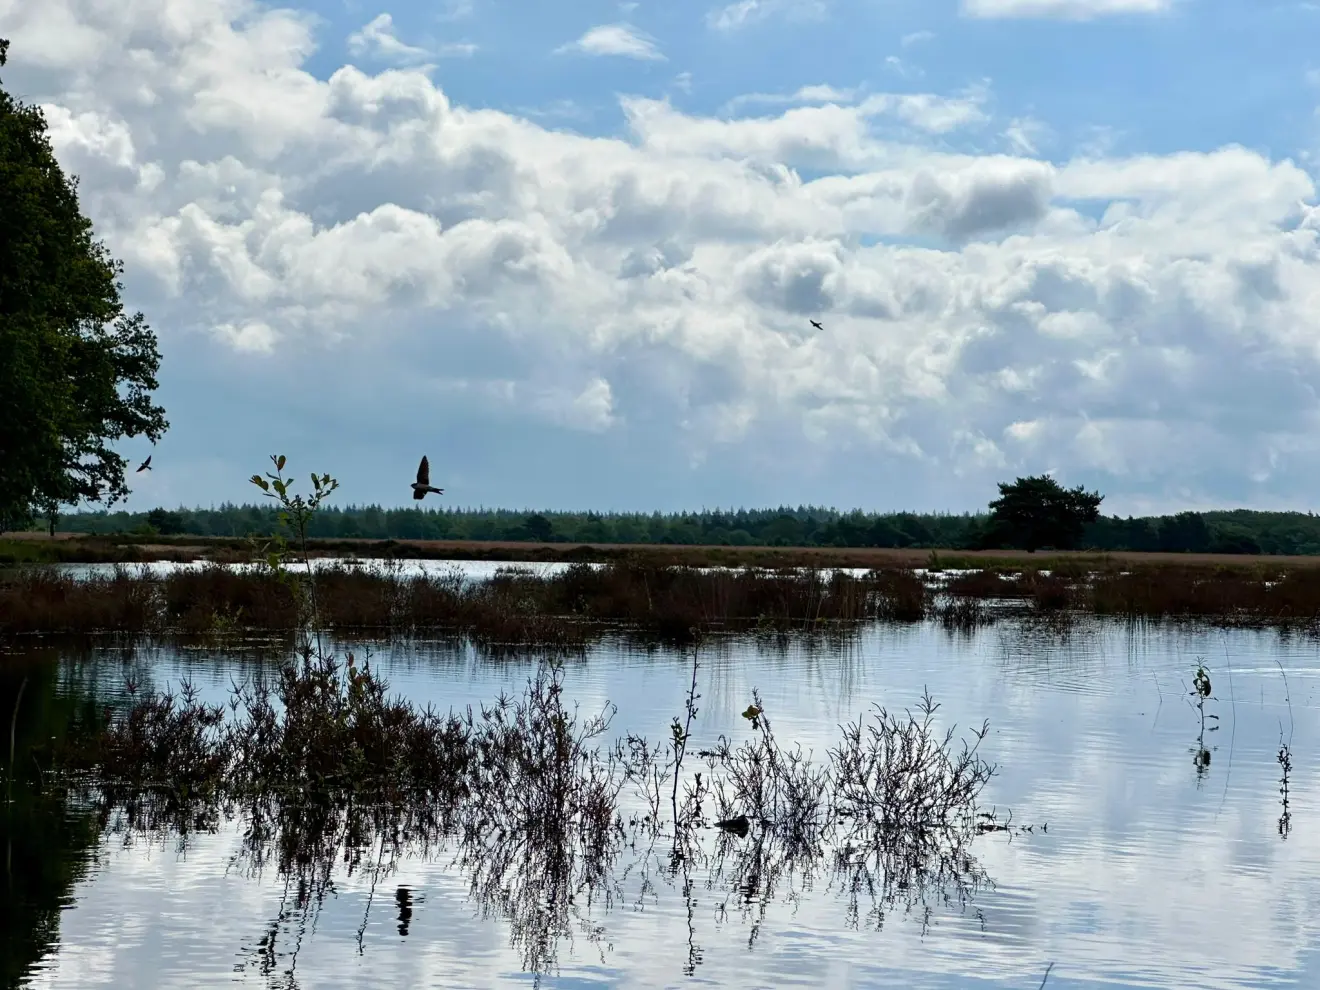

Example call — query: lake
[3,611,1318,989]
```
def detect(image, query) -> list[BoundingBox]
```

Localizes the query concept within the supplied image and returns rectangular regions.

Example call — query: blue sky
[5,0,1320,515]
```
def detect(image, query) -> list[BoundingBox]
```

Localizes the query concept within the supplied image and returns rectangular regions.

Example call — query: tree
[1158,511,1211,553]
[145,507,185,535]
[985,475,1103,552]
[0,39,167,532]
[524,513,553,542]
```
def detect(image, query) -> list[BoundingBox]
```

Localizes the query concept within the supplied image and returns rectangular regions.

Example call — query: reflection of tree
[2,657,107,988]
[1,791,104,988]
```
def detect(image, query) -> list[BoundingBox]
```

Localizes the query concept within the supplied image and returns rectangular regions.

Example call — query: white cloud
[556,23,665,60]
[884,55,923,80]
[724,84,860,113]
[214,319,277,353]
[562,377,617,432]
[5,0,1320,510]
[962,0,1175,18]
[435,376,617,432]
[900,30,935,46]
[347,14,428,64]
[706,0,827,31]
[347,14,476,64]
[1003,115,1050,155]
[859,87,991,134]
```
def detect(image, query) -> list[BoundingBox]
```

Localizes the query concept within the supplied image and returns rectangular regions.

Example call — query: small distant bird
[411,455,444,500]
[809,320,824,331]
[135,455,152,473]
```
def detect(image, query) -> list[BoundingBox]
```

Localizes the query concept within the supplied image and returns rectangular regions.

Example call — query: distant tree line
[39,501,1320,556]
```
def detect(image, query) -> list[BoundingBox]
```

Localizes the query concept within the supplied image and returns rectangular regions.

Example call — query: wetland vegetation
[10,554,1320,644]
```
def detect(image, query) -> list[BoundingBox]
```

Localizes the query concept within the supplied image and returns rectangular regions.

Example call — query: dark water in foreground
[4,616,1320,989]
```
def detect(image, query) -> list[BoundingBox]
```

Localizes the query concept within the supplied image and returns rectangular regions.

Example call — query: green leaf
[275,454,286,472]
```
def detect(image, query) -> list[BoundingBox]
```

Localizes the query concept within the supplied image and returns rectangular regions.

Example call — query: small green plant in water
[249,454,339,651]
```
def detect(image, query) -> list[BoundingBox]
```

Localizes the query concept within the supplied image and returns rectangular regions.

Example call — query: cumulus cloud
[4,0,1320,511]
[556,24,665,60]
[962,0,1174,18]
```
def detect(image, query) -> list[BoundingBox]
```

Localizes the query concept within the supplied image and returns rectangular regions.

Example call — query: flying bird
[809,320,824,331]
[411,456,444,500]
[135,455,152,473]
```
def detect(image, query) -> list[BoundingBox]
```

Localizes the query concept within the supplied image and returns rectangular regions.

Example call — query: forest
[42,503,1320,555]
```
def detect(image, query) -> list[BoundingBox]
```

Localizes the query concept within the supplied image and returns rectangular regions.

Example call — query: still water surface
[5,611,1320,988]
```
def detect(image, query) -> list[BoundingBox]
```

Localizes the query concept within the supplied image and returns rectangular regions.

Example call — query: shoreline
[6,531,1320,569]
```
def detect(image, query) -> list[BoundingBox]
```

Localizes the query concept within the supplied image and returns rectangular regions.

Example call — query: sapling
[249,454,339,656]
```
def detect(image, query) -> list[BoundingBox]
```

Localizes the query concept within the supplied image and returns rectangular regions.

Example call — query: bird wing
[413,488,426,500]
[417,455,430,486]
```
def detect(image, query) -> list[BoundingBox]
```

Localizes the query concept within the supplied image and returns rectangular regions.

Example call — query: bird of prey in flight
[411,456,445,500]
[809,320,824,331]
[135,455,152,473]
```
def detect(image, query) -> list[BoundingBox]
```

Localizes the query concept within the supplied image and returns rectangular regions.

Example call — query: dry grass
[10,556,1320,641]
[0,560,925,641]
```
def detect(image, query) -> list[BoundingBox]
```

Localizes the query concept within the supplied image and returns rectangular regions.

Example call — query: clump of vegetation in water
[1187,658,1218,780]
[57,650,1001,979]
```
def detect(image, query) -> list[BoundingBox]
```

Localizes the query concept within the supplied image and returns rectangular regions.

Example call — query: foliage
[983,475,1103,552]
[0,38,168,531]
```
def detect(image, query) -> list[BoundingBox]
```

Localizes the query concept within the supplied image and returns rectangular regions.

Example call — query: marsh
[3,603,1316,989]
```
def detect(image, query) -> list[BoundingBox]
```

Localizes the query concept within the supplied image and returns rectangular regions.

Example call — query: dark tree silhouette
[985,475,1103,552]
[525,513,553,542]
[0,38,167,531]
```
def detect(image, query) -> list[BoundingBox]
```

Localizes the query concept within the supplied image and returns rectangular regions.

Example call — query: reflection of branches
[55,655,1002,984]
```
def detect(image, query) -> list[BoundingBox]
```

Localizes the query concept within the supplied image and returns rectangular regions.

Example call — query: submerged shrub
[51,645,1004,978]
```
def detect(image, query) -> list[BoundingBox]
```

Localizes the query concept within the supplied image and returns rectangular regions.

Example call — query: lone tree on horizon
[986,474,1103,552]
[0,38,167,532]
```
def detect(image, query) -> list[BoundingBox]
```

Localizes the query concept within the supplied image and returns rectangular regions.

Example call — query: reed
[16,558,1320,639]
[1,560,924,640]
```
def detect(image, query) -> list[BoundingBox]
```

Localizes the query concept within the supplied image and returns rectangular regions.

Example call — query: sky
[4,0,1320,516]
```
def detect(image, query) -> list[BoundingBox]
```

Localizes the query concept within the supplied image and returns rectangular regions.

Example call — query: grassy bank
[10,530,1320,570]
[8,556,1320,638]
